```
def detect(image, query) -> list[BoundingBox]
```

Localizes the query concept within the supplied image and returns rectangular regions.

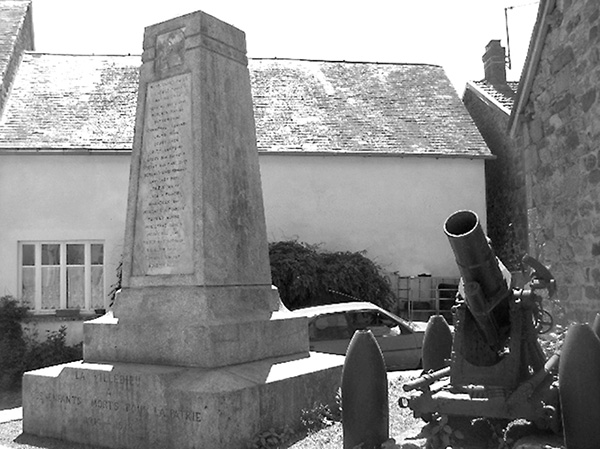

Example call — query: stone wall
[516,0,600,321]
[463,88,528,271]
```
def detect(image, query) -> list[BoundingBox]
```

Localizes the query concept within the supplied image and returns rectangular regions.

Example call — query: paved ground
[0,407,21,424]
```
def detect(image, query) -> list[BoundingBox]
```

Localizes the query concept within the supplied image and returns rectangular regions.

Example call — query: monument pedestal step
[84,306,309,368]
[23,351,344,449]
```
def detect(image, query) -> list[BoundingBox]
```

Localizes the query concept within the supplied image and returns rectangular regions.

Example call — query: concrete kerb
[0,407,22,423]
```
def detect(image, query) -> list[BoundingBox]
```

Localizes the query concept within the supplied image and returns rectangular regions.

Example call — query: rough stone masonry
[514,0,600,321]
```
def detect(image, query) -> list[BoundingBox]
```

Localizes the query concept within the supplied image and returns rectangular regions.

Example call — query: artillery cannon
[400,210,560,432]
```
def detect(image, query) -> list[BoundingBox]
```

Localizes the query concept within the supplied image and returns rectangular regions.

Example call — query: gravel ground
[287,370,425,449]
[0,371,564,449]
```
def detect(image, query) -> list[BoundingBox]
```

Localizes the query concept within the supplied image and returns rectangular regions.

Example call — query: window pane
[348,311,377,331]
[67,267,85,309]
[41,267,60,309]
[22,266,35,305]
[42,244,60,266]
[91,244,104,265]
[67,244,84,265]
[310,313,350,341]
[22,244,35,266]
[91,266,104,309]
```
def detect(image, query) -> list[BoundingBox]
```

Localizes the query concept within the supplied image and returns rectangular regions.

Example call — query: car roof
[290,301,389,318]
[291,301,427,332]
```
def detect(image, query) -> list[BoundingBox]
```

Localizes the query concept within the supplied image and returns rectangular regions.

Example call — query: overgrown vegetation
[0,296,82,389]
[21,326,82,372]
[0,296,28,388]
[269,240,393,310]
[107,242,394,311]
[108,259,123,307]
[300,402,338,432]
[248,401,339,449]
[248,426,296,449]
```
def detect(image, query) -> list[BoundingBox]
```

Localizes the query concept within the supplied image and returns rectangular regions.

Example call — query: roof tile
[0,54,490,158]
[249,59,489,157]
[0,53,139,149]
[471,79,518,111]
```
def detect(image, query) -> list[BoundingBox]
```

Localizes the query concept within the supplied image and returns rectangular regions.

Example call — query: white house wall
[0,153,486,304]
[260,154,487,278]
[0,154,129,304]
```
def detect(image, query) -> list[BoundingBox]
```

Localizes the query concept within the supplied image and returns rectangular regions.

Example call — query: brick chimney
[482,40,507,85]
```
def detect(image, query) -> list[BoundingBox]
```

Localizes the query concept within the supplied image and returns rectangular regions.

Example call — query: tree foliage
[268,240,393,310]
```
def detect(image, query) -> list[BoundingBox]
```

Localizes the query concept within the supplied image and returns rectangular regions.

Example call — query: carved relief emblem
[155,28,185,74]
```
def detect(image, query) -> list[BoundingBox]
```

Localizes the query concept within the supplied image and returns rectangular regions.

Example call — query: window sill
[23,309,105,322]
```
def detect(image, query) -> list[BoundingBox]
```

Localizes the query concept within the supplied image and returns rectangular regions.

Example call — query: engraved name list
[136,73,194,275]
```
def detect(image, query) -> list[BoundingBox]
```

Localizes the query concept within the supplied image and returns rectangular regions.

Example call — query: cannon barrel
[444,210,511,348]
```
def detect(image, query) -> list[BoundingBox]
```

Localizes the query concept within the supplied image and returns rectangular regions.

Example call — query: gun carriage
[400,210,560,432]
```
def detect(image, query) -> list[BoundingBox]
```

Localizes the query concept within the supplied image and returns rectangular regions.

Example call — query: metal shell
[559,323,600,449]
[342,330,388,449]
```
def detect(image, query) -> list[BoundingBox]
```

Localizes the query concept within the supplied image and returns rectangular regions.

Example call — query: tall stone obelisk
[22,11,343,449]
[83,9,308,368]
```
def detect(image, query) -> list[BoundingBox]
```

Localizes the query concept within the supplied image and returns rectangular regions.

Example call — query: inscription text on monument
[135,73,194,276]
[33,371,204,434]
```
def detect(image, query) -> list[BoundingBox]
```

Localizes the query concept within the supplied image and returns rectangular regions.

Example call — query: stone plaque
[135,73,194,275]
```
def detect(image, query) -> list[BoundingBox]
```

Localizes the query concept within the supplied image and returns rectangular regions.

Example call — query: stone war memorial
[22,10,344,449]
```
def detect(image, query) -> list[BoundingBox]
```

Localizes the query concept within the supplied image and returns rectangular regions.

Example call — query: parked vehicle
[292,301,425,371]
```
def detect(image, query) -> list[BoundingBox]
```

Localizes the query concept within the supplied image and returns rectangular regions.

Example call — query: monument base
[23,351,344,449]
[84,285,310,368]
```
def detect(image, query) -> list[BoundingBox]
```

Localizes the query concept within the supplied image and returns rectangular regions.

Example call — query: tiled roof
[0,53,140,149]
[250,59,490,157]
[0,54,491,158]
[0,1,30,85]
[471,80,518,112]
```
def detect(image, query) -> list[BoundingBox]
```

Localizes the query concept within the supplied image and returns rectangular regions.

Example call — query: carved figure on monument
[155,28,185,73]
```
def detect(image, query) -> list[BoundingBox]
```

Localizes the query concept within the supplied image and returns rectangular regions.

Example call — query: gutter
[0,148,132,155]
[0,148,495,160]
[256,150,495,160]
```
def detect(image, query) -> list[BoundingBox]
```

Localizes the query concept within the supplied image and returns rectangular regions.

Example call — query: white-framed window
[19,241,105,312]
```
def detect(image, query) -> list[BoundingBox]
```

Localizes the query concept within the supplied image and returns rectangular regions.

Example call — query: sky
[30,0,539,94]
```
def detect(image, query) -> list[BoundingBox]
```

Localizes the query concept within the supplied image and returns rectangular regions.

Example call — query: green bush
[21,326,82,373]
[269,240,393,310]
[108,242,394,311]
[0,296,28,387]
[0,296,82,389]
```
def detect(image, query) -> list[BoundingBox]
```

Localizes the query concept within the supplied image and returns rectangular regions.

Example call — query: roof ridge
[23,53,441,67]
[24,51,141,57]
[247,57,443,68]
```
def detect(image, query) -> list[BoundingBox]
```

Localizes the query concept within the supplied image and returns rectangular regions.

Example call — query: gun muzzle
[444,210,511,348]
